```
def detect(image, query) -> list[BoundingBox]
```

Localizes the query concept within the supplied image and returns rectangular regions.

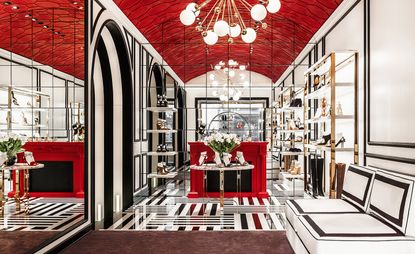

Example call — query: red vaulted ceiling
[0,1,84,80]
[115,0,342,83]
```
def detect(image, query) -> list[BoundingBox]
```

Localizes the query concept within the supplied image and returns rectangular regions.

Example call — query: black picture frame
[134,40,141,142]
[141,153,148,187]
[141,47,148,141]
[134,154,141,192]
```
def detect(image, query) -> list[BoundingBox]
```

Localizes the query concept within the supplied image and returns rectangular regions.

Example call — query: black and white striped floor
[106,179,305,231]
[0,197,84,231]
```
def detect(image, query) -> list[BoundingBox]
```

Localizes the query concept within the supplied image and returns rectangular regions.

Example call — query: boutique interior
[0,0,414,253]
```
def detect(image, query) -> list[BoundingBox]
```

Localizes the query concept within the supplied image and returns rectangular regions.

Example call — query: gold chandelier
[179,0,281,45]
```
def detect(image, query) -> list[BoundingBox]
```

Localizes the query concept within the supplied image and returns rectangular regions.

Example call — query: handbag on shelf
[289,98,302,107]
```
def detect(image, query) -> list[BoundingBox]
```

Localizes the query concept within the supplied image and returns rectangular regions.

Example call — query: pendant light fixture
[179,0,282,45]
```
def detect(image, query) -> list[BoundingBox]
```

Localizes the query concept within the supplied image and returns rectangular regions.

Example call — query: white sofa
[286,165,415,254]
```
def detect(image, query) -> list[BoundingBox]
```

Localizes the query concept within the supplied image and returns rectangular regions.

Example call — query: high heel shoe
[335,137,346,148]
[214,152,224,167]
[162,95,168,107]
[157,119,170,130]
[161,145,168,152]
[222,153,231,167]
[317,134,331,145]
[288,119,297,130]
[157,162,169,175]
[235,151,248,165]
[11,91,19,106]
[198,151,207,166]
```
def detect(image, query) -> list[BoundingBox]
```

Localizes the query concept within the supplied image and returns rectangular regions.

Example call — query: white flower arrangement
[0,132,27,158]
[204,132,240,155]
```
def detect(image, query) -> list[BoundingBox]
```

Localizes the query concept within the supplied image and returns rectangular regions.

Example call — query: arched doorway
[91,20,134,227]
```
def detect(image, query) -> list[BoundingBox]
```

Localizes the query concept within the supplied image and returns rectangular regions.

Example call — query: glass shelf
[147,106,177,112]
[305,115,354,124]
[305,82,354,100]
[304,144,354,152]
[147,130,177,134]
[147,151,178,156]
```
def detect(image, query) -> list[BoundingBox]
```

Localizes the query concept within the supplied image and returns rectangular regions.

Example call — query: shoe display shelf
[0,85,50,140]
[303,50,359,199]
[69,102,84,141]
[271,84,305,186]
[147,100,178,181]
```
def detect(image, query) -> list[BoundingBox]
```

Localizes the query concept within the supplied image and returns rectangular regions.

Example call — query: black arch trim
[97,37,114,228]
[105,22,134,211]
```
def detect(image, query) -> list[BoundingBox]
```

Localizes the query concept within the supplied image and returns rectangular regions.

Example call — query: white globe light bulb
[203,30,218,45]
[242,28,257,43]
[180,9,195,25]
[230,24,241,37]
[213,20,229,37]
[267,0,281,13]
[186,3,200,17]
[251,4,267,21]
[239,65,246,70]
[209,73,216,80]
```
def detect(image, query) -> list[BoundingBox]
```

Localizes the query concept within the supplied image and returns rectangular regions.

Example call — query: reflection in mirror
[0,2,85,253]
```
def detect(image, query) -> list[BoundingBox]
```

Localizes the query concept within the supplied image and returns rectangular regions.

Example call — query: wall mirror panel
[0,2,86,253]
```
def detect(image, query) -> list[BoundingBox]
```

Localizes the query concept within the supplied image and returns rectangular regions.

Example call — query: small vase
[5,155,16,166]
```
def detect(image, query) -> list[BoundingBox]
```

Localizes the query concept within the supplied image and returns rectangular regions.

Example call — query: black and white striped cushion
[369,170,415,236]
[341,165,376,211]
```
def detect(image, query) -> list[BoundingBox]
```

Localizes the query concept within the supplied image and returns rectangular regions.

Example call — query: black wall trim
[90,0,105,42]
[365,153,415,165]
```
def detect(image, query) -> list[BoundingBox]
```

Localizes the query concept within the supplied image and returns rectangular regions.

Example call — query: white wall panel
[369,0,415,144]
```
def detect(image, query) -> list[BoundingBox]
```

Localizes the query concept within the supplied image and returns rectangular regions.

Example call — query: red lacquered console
[188,141,268,198]
[8,142,85,198]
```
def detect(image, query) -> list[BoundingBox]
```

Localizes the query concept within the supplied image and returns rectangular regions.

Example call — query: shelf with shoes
[303,51,359,199]
[305,114,354,124]
[69,102,85,142]
[271,84,305,181]
[147,94,178,186]
[0,85,51,140]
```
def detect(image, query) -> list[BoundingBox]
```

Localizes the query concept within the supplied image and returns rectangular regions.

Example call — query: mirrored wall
[0,2,86,253]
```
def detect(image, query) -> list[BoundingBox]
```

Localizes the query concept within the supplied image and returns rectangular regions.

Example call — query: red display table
[188,141,268,199]
[8,142,85,198]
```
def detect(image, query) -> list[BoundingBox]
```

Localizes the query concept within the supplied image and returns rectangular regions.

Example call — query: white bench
[286,165,415,254]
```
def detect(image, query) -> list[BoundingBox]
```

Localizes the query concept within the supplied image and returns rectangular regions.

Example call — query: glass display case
[197,99,267,141]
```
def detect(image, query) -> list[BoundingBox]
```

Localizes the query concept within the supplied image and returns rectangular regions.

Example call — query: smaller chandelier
[180,0,282,45]
[210,59,249,101]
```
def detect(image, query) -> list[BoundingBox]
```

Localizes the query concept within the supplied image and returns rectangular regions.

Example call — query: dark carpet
[0,231,58,254]
[62,231,294,254]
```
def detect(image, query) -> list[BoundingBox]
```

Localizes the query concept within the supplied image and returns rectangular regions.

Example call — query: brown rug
[63,231,294,254]
[0,231,58,254]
